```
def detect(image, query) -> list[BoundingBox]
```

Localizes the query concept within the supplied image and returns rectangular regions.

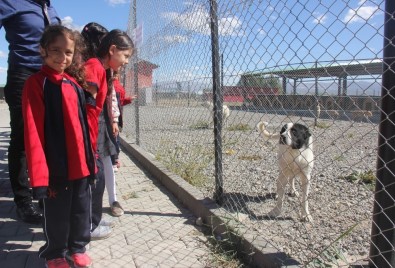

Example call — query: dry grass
[154,98,202,107]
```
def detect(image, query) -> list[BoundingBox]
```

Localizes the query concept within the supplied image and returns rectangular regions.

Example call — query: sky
[131,0,385,95]
[0,0,386,96]
[0,0,132,85]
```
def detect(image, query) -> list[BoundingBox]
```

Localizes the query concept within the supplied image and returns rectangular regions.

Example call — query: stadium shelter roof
[243,59,383,79]
[242,59,383,95]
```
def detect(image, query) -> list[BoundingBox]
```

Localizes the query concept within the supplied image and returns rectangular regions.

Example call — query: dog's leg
[300,173,313,222]
[289,177,299,197]
[268,173,288,218]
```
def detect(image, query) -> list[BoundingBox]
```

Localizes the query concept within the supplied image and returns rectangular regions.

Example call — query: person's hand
[112,122,119,136]
[123,95,137,105]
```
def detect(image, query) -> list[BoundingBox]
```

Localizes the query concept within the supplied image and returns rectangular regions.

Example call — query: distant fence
[121,0,394,267]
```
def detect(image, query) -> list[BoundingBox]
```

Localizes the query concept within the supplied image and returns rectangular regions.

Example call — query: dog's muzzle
[279,135,287,145]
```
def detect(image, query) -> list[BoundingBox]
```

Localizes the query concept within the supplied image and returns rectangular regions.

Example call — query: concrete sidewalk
[0,102,213,268]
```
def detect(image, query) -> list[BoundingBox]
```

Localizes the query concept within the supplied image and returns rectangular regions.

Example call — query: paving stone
[92,256,136,268]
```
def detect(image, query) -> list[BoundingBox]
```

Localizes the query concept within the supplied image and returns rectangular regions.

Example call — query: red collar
[40,65,71,85]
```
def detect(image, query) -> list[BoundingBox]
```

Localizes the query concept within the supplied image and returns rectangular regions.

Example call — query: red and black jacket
[83,58,108,153]
[22,65,96,193]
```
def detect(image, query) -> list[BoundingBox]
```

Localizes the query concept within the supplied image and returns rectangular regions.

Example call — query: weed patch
[316,122,330,129]
[306,223,358,267]
[200,217,246,268]
[238,154,262,161]
[155,142,213,187]
[190,120,210,129]
[227,123,251,132]
[123,191,138,199]
[338,170,376,190]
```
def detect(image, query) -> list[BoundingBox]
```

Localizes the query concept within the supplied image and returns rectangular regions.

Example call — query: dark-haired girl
[83,29,134,218]
[22,25,96,268]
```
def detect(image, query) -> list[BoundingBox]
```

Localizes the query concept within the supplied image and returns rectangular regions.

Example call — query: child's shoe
[67,253,92,268]
[46,258,70,268]
[111,201,124,217]
[99,216,117,228]
[91,225,112,240]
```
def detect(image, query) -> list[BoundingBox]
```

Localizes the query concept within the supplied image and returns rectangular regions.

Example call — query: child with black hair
[83,28,134,218]
[66,26,114,241]
[22,25,96,268]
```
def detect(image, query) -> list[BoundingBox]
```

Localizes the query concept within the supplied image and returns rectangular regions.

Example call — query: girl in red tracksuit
[22,25,96,268]
[83,29,134,218]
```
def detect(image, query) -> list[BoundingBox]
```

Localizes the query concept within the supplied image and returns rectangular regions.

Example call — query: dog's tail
[256,121,280,139]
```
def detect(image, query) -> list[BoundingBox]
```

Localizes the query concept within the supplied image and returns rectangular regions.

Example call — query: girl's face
[108,45,133,72]
[40,35,75,73]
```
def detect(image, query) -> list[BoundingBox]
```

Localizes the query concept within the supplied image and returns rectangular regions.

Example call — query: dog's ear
[295,123,311,140]
[304,128,312,139]
[280,124,288,135]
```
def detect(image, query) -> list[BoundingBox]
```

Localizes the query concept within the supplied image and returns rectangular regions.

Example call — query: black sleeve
[32,186,48,200]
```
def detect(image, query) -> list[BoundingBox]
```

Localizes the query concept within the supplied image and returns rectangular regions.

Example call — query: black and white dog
[257,122,314,222]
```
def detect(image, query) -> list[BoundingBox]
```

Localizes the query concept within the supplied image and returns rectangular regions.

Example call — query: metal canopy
[240,60,383,95]
[244,61,383,79]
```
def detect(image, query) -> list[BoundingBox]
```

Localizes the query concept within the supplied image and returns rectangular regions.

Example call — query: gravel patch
[122,104,376,265]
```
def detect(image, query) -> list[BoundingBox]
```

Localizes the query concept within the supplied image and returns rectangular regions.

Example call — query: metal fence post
[132,0,140,145]
[209,0,223,205]
[369,1,395,267]
[314,61,318,126]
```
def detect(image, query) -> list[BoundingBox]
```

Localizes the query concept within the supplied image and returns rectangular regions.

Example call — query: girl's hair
[40,25,75,51]
[96,29,134,59]
[96,30,134,96]
[65,31,88,89]
[81,22,108,60]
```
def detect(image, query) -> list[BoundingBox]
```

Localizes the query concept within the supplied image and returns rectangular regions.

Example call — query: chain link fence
[121,0,394,266]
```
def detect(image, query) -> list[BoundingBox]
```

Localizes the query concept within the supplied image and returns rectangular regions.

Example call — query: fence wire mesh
[121,0,393,266]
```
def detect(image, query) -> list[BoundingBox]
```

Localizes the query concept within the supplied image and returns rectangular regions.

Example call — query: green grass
[306,223,358,267]
[227,123,251,131]
[155,143,213,187]
[155,137,244,188]
[189,120,210,129]
[169,119,183,125]
[200,217,246,268]
[338,170,376,190]
[205,236,245,268]
[238,154,262,161]
[359,170,375,184]
[316,122,330,129]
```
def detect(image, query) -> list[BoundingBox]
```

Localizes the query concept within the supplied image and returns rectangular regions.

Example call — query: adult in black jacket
[0,0,60,224]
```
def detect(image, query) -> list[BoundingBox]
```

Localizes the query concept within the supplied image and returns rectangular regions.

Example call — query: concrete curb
[119,134,301,268]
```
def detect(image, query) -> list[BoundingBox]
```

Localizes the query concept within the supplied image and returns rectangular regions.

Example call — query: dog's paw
[268,207,282,218]
[300,213,313,222]
[289,190,299,197]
